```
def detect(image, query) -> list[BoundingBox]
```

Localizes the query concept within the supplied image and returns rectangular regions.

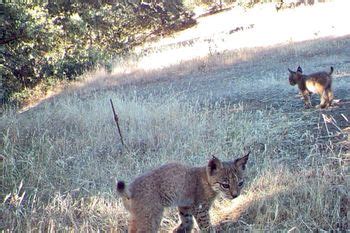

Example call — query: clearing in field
[1,1,349,232]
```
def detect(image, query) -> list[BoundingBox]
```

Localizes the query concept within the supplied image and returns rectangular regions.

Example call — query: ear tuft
[234,152,250,171]
[208,156,222,175]
[297,66,303,73]
[116,180,125,193]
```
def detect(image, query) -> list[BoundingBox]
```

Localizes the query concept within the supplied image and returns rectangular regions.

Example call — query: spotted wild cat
[288,66,334,108]
[116,152,250,233]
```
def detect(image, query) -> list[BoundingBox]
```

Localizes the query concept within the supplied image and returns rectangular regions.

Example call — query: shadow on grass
[18,35,350,116]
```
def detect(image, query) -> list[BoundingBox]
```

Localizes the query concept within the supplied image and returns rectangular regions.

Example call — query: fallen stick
[110,99,125,147]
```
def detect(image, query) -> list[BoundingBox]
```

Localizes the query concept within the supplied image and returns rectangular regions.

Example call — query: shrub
[0,1,194,105]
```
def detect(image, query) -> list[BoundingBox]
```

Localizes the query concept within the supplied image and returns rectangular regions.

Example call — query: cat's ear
[297,66,303,73]
[207,155,222,176]
[288,68,293,73]
[234,151,249,171]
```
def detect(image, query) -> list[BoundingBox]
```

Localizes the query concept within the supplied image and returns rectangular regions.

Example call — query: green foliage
[0,1,194,105]
[1,5,57,103]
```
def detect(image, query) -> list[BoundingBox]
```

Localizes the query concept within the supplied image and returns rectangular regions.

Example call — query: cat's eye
[220,183,230,189]
[238,180,244,187]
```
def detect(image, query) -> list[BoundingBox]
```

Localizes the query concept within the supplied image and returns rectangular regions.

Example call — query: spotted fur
[116,153,249,233]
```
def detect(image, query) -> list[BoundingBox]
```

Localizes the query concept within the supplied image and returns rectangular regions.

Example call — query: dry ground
[1,1,350,232]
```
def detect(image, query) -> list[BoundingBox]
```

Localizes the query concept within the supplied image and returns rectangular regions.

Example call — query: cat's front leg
[302,90,312,108]
[173,206,194,233]
[192,204,212,232]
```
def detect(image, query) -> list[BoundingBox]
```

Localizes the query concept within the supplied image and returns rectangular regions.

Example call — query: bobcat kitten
[288,66,334,108]
[116,152,249,233]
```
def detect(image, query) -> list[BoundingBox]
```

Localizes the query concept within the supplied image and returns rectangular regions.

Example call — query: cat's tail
[116,180,131,199]
[329,66,334,75]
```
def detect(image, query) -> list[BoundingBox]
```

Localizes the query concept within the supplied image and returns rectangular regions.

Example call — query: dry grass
[1,77,348,231]
[113,0,350,73]
[1,1,350,232]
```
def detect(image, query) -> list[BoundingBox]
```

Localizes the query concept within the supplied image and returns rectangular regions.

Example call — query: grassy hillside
[1,1,349,232]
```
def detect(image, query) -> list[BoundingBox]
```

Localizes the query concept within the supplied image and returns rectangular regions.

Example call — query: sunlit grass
[113,0,350,73]
[1,0,349,232]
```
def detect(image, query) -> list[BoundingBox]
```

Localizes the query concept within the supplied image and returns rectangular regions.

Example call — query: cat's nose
[231,194,238,199]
